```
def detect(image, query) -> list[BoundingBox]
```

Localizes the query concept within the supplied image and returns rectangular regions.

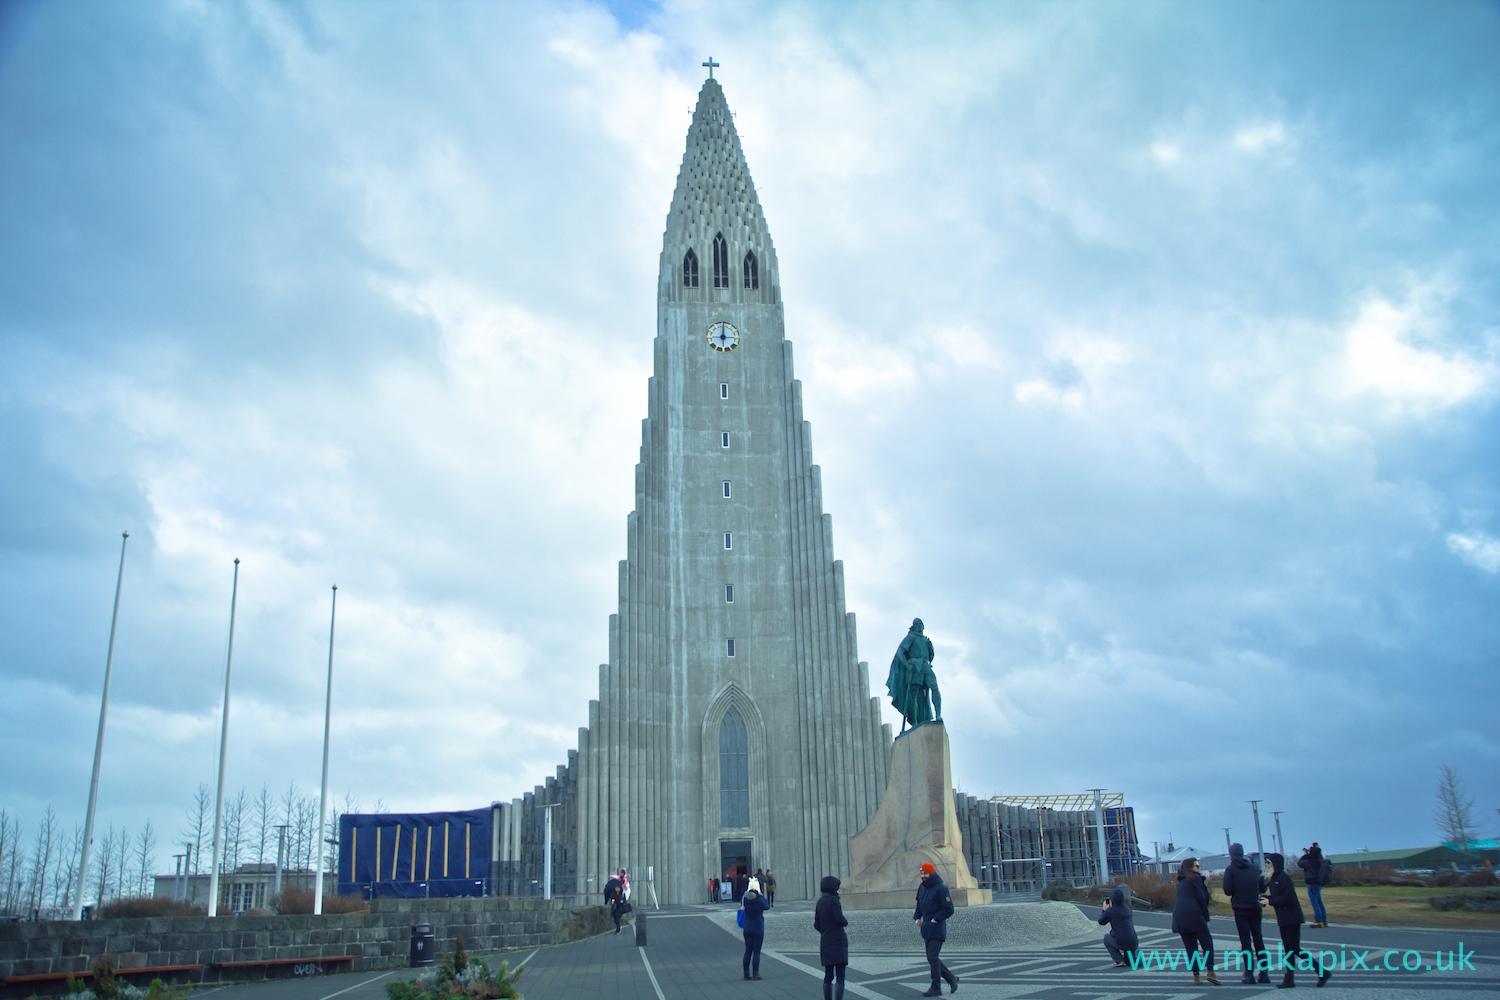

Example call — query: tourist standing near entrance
[765,870,776,904]
[739,882,770,980]
[1296,843,1330,927]
[913,862,958,996]
[1266,853,1326,988]
[1171,858,1220,985]
[1097,887,1138,967]
[815,875,849,1000]
[709,876,719,904]
[1222,843,1270,984]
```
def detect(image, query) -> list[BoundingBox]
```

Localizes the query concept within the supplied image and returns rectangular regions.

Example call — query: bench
[214,954,361,970]
[3,964,206,985]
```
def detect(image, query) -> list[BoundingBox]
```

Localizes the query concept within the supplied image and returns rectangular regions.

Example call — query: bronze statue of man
[885,617,942,731]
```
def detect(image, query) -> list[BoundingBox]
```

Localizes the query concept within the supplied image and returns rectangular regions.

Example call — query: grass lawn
[1203,884,1500,930]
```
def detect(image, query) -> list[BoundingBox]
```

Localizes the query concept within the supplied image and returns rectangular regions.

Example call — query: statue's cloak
[885,630,935,726]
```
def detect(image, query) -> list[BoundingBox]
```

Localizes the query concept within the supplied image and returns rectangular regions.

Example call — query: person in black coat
[1097,887,1139,967]
[814,875,850,1000]
[1170,857,1220,985]
[1266,853,1327,989]
[603,873,628,933]
[1296,843,1330,927]
[913,863,959,996]
[740,885,771,980]
[1222,843,1270,984]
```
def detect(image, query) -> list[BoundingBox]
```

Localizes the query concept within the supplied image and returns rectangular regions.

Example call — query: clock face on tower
[707,321,740,352]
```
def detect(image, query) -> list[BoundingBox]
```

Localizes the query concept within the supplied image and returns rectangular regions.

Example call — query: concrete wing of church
[501,77,894,907]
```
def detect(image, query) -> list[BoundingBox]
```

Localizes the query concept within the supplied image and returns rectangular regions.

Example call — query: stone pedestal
[841,721,992,910]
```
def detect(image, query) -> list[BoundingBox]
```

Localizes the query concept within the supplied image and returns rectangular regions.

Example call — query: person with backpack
[814,875,849,1000]
[765,870,777,905]
[739,881,771,979]
[1222,843,1270,984]
[1097,887,1139,967]
[1171,857,1220,986]
[1296,844,1331,927]
[1266,852,1328,989]
[603,871,627,934]
[913,862,959,996]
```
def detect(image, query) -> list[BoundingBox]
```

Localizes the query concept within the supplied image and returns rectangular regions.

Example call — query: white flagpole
[207,558,240,917]
[73,532,129,920]
[313,585,337,915]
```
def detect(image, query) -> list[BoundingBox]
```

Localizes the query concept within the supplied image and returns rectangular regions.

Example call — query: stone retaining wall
[0,898,610,998]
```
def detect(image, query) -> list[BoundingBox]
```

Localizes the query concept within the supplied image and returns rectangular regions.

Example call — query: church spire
[661,78,778,298]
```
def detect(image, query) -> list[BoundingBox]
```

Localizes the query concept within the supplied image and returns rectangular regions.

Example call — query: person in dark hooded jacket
[1221,843,1270,984]
[1170,857,1219,985]
[814,875,850,1000]
[913,863,959,996]
[739,884,771,979]
[1266,853,1327,989]
[1097,887,1139,967]
[1296,843,1330,927]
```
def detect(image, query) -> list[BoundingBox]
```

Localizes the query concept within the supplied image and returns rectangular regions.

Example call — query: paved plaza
[191,903,1500,1000]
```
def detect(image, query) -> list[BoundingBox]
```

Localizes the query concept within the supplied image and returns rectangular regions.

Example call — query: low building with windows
[151,863,316,913]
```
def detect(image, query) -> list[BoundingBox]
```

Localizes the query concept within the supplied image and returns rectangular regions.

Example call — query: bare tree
[0,809,18,914]
[253,785,273,867]
[57,824,83,909]
[182,784,211,877]
[224,789,247,875]
[93,826,116,907]
[1435,764,1478,850]
[112,825,130,902]
[133,823,157,897]
[25,807,57,911]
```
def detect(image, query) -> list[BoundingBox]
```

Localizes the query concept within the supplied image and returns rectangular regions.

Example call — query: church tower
[570,74,892,904]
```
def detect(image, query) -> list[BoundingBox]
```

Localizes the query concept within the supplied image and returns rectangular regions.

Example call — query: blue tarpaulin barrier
[338,808,491,899]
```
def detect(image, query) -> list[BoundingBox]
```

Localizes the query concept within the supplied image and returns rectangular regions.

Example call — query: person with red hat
[913,862,959,995]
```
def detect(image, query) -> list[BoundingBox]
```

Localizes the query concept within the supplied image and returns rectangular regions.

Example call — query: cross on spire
[702,57,720,79]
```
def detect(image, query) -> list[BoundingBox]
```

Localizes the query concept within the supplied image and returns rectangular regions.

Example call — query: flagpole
[73,532,129,920]
[313,585,337,915]
[207,558,240,917]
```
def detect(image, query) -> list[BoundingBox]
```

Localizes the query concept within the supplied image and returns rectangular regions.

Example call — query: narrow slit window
[683,248,699,288]
[726,638,736,657]
[722,481,731,498]
[743,250,759,290]
[719,383,729,399]
[725,584,734,603]
[724,532,733,550]
[721,431,730,448]
[712,232,729,288]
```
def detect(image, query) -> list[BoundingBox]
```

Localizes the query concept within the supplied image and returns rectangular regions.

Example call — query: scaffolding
[955,792,1142,895]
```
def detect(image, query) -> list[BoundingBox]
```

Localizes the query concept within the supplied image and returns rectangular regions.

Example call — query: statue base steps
[840,887,993,911]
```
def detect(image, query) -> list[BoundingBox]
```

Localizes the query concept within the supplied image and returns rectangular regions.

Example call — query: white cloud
[1447,532,1500,574]
[1341,296,1493,411]
[1233,121,1286,153]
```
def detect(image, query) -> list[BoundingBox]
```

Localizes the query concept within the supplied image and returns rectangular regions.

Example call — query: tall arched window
[683,248,699,288]
[712,232,729,288]
[742,251,759,290]
[720,706,749,828]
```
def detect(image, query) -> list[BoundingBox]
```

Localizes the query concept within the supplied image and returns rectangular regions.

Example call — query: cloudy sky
[2,0,1497,867]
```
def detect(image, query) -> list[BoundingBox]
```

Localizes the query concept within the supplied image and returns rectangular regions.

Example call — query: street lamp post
[1088,788,1109,885]
[313,585,337,915]
[275,824,290,898]
[207,559,241,917]
[73,532,130,921]
[1248,800,1266,869]
[1271,811,1285,858]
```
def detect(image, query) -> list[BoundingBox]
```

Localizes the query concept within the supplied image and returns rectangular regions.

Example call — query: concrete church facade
[515,76,893,906]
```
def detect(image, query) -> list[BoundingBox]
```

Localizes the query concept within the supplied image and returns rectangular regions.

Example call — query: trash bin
[410,923,435,967]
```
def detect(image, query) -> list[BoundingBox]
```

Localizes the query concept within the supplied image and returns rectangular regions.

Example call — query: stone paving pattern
[173,903,1500,1000]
